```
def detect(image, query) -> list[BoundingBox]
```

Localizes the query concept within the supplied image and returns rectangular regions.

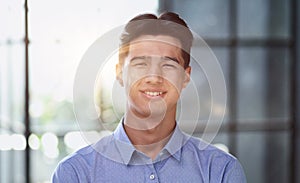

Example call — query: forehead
[128,35,182,57]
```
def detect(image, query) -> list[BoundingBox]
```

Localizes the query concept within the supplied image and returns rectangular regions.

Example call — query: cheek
[123,70,143,98]
[164,71,186,91]
[124,67,149,89]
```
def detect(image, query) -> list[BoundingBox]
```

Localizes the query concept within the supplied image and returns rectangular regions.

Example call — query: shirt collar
[162,124,187,162]
[113,119,188,165]
[113,121,136,165]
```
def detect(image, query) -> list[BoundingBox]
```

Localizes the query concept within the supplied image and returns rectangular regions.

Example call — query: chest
[93,158,205,183]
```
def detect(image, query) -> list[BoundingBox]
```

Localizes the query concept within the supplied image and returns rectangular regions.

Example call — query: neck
[123,111,176,160]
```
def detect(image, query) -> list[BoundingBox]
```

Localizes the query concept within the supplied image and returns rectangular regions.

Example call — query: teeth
[144,91,163,96]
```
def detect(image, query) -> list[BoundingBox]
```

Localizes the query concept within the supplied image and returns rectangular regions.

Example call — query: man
[52,12,246,182]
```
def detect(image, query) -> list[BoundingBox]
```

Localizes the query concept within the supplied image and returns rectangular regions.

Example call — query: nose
[144,64,163,84]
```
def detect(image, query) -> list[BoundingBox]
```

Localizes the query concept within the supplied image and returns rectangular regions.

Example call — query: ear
[183,66,191,88]
[116,63,124,86]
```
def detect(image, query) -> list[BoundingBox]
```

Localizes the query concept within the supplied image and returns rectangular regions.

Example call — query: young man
[52,12,246,182]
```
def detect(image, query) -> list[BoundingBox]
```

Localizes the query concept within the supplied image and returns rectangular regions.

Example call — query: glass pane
[237,0,290,39]
[237,131,290,183]
[0,0,24,41]
[169,0,229,39]
[212,48,230,122]
[178,47,229,136]
[192,47,229,122]
[0,43,25,131]
[29,0,158,182]
[237,47,290,122]
[0,150,25,183]
[0,0,25,182]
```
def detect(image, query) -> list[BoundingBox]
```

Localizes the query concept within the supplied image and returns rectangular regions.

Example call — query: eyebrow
[130,56,180,64]
[130,56,147,62]
[164,56,179,64]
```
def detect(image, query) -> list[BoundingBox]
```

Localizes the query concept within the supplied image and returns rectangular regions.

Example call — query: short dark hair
[119,12,193,69]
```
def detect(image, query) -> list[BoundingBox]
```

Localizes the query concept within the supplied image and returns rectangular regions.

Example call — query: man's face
[117,35,191,119]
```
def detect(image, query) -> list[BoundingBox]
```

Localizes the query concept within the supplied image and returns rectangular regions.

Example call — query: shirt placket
[145,164,159,183]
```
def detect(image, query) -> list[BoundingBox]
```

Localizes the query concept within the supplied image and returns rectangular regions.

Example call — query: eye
[162,63,176,69]
[134,62,147,66]
[130,58,148,67]
[161,58,179,69]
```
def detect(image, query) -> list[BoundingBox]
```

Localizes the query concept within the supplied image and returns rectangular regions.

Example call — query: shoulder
[184,135,235,160]
[51,145,89,182]
[51,145,96,183]
[52,135,114,182]
[59,134,114,164]
[60,144,96,167]
[183,136,247,182]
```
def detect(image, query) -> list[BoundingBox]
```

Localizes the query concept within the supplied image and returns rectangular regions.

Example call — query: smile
[144,91,164,97]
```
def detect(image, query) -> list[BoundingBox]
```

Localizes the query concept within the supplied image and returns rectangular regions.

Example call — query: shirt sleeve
[222,159,247,183]
[51,162,80,183]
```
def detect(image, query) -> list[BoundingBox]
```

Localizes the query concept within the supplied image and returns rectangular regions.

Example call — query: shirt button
[149,174,155,180]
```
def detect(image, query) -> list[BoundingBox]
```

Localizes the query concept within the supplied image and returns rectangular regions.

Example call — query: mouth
[142,91,166,98]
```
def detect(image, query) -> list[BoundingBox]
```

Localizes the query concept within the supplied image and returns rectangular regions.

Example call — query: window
[1,0,298,182]
[0,0,158,182]
[161,0,297,182]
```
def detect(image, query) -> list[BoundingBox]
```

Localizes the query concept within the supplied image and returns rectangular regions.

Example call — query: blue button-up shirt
[52,122,246,182]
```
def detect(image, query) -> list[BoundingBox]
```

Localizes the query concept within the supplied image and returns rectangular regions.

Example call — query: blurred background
[0,0,299,182]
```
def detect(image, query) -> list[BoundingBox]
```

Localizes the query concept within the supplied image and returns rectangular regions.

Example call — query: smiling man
[52,12,246,183]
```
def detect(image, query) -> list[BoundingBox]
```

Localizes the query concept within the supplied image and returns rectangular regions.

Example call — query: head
[116,12,193,123]
[118,12,193,69]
